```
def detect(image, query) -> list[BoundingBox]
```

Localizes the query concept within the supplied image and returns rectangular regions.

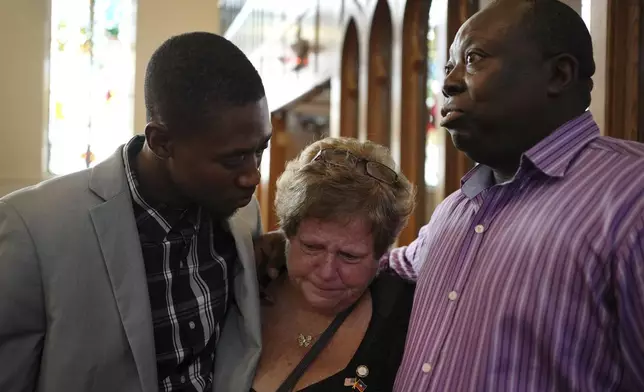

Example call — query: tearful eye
[301,242,323,253]
[339,252,361,264]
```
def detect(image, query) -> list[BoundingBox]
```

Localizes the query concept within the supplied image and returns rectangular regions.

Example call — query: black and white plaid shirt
[124,136,237,391]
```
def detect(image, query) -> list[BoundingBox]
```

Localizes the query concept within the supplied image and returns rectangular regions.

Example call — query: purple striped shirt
[385,112,644,391]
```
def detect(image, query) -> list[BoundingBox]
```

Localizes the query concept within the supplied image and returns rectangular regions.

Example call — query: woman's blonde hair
[275,137,415,257]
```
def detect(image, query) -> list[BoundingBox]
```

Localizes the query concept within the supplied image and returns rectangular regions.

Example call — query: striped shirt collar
[461,111,599,198]
[122,135,145,201]
[122,135,199,232]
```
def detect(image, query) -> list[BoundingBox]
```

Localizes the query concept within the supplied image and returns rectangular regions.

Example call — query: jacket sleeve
[0,200,46,392]
[252,196,263,238]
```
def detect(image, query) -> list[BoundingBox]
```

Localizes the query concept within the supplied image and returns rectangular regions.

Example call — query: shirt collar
[123,135,199,227]
[461,111,600,199]
[122,135,145,197]
[523,111,599,177]
[461,164,494,199]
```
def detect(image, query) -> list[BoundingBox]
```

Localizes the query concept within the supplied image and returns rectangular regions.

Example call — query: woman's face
[287,217,378,314]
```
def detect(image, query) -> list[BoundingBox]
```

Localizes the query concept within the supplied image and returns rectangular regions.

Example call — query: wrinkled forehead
[297,217,374,250]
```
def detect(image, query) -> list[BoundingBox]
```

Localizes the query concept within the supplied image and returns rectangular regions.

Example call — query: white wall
[587,0,607,133]
[0,0,220,197]
[0,0,50,196]
[133,0,221,133]
[559,0,582,13]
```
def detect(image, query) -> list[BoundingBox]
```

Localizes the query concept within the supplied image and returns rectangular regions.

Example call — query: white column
[478,0,493,9]
[588,0,607,133]
[0,0,50,196]
[559,0,582,13]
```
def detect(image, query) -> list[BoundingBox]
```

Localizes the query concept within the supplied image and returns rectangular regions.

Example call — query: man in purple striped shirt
[387,0,644,391]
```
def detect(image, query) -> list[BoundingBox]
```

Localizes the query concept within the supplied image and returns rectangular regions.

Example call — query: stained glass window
[48,0,137,175]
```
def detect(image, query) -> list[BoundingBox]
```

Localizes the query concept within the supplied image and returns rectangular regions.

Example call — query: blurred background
[1,0,642,245]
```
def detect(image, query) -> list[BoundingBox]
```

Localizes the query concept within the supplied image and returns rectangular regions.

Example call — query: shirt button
[180,376,186,383]
[474,224,485,234]
[448,291,458,301]
[189,321,196,329]
[422,363,432,373]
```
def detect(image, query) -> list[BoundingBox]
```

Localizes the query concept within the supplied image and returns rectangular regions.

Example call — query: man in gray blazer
[0,32,271,392]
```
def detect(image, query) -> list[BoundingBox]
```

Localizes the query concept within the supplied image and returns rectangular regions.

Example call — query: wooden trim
[604,0,642,142]
[366,0,393,147]
[340,19,360,139]
[398,0,432,246]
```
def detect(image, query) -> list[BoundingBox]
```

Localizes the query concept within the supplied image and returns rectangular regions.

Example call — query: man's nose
[237,158,261,188]
[442,65,466,98]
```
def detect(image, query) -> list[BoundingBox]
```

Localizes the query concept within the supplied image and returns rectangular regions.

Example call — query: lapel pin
[356,365,369,378]
[353,378,368,391]
[344,377,356,386]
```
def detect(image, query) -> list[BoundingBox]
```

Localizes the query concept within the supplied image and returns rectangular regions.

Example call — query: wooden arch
[366,0,393,146]
[340,19,360,138]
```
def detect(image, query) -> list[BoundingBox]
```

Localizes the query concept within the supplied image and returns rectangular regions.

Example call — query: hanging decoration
[81,145,95,167]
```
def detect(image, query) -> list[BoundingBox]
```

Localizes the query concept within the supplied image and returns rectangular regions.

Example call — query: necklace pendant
[297,333,313,347]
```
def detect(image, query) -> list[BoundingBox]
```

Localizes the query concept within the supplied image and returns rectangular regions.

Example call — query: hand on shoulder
[254,230,288,303]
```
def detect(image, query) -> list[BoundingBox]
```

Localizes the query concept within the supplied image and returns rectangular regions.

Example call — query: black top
[252,272,415,392]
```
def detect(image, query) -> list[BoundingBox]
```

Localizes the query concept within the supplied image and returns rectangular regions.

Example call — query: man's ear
[546,53,578,97]
[144,122,173,159]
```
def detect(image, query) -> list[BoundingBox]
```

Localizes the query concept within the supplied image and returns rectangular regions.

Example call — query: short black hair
[144,32,266,132]
[520,0,596,107]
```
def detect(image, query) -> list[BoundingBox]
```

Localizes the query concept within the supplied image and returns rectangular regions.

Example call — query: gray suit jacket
[0,148,262,392]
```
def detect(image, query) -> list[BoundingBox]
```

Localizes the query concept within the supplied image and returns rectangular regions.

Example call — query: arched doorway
[366,0,393,146]
[340,19,360,138]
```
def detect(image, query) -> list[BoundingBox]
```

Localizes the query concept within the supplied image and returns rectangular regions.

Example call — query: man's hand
[254,230,288,303]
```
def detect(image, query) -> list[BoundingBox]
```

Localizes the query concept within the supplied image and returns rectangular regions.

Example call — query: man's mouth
[235,194,254,207]
[440,109,465,127]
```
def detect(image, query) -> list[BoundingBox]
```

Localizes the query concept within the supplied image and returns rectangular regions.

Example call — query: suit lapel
[228,215,262,349]
[88,149,158,392]
[210,214,261,391]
